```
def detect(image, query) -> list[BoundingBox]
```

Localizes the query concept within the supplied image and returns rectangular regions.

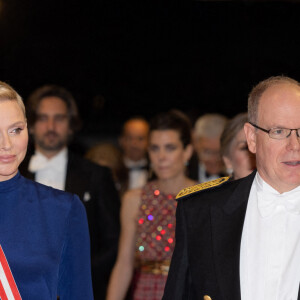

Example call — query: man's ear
[244,122,257,154]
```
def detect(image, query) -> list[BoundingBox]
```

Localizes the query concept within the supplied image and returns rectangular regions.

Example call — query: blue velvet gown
[0,172,93,299]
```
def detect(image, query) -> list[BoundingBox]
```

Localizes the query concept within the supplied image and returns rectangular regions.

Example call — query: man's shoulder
[176,177,231,200]
[177,172,256,210]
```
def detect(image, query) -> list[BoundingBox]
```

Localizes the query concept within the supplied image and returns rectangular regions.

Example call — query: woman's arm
[106,188,141,300]
[57,195,94,299]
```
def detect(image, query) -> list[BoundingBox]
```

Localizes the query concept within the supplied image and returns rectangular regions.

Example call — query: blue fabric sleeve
[57,195,94,299]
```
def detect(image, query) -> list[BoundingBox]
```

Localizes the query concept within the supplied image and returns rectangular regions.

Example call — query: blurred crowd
[18,84,256,299]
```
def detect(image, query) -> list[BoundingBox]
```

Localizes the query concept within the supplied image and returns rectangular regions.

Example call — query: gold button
[203,296,212,300]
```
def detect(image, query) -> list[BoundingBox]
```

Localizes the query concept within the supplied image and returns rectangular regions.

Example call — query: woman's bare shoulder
[121,188,143,217]
[122,188,142,202]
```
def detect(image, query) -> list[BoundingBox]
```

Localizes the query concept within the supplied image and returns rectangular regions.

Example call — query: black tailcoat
[19,150,120,300]
[163,171,300,300]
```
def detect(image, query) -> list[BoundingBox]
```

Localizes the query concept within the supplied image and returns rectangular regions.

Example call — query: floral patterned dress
[131,181,177,300]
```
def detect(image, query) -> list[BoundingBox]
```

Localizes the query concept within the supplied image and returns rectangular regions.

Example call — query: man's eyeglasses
[249,122,300,140]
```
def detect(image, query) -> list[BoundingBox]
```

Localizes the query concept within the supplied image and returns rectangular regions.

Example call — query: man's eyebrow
[270,124,297,128]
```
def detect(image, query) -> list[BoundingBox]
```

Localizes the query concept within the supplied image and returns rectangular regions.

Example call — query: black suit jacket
[19,150,120,300]
[163,171,300,300]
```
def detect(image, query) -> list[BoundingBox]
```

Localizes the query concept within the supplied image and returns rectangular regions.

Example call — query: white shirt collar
[29,148,68,173]
[124,157,147,168]
[255,171,300,196]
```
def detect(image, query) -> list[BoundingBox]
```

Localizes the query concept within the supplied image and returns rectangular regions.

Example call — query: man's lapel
[210,172,255,300]
[65,152,85,198]
[65,152,79,193]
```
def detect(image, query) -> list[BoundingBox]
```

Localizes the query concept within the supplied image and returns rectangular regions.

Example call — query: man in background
[119,117,150,189]
[188,113,228,182]
[19,84,120,299]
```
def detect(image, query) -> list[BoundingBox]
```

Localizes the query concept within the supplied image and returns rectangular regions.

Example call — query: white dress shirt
[124,158,148,189]
[28,148,68,191]
[240,172,300,300]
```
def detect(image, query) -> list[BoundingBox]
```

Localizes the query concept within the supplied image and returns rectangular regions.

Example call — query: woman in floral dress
[107,110,196,300]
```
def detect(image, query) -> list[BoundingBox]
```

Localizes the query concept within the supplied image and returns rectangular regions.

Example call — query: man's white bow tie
[258,190,300,218]
[29,154,64,173]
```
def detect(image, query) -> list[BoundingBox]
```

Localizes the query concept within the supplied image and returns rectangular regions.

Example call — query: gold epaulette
[176,177,230,199]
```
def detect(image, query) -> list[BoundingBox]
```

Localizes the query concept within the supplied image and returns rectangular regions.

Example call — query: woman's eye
[11,128,22,134]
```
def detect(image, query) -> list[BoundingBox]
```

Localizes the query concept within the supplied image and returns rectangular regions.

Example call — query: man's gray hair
[194,113,228,138]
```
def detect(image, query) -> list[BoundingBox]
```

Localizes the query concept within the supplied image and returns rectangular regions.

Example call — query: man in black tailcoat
[163,76,300,300]
[19,85,120,300]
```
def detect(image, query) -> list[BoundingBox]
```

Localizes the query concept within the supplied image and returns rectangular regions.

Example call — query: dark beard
[35,131,69,152]
[37,139,66,152]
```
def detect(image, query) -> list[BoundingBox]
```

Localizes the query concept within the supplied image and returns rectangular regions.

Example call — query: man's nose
[287,130,300,151]
[158,149,167,160]
[46,118,55,130]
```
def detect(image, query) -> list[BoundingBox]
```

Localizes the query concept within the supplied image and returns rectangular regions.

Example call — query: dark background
[1,0,300,146]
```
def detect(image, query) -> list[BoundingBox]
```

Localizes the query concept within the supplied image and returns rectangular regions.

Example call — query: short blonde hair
[0,81,26,117]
